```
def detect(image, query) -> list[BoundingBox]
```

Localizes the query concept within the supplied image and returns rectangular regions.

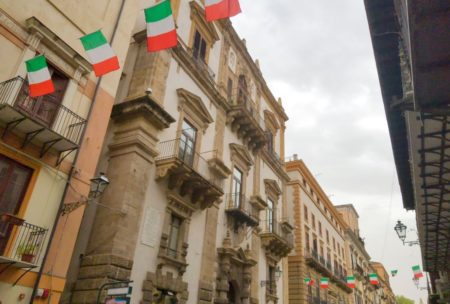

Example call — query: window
[318,221,322,236]
[304,205,308,222]
[312,237,318,253]
[266,132,274,153]
[227,78,233,101]
[268,266,275,295]
[193,30,207,62]
[311,214,316,230]
[20,66,69,126]
[168,215,182,258]
[0,155,33,254]
[267,198,274,232]
[179,120,197,165]
[232,167,243,207]
[305,229,310,252]
[326,230,330,244]
[333,237,336,250]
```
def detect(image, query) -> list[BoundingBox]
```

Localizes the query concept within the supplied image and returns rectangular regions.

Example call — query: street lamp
[61,172,110,215]
[394,220,419,246]
[260,266,282,287]
[89,172,110,199]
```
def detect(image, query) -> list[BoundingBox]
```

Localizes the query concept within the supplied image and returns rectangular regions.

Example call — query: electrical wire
[381,169,396,262]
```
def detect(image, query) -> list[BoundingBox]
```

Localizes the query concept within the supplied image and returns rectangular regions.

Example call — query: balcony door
[237,75,247,105]
[0,155,33,254]
[179,120,197,166]
[17,66,68,126]
[267,198,274,232]
[231,167,243,208]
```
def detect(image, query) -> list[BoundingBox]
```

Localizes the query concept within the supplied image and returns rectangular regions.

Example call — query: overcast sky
[232,0,427,302]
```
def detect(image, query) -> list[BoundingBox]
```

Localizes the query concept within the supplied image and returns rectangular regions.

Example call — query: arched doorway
[227,281,241,304]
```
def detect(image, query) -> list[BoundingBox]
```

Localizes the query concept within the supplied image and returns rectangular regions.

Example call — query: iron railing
[0,76,86,144]
[260,219,294,247]
[187,47,216,85]
[0,214,47,265]
[229,88,266,130]
[225,193,259,221]
[156,138,223,189]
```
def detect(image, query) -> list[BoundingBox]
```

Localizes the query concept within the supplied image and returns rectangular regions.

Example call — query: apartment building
[336,205,375,304]
[64,1,293,304]
[286,157,352,304]
[0,0,139,303]
[370,262,395,304]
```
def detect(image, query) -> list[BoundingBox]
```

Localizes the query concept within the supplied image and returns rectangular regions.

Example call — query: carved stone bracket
[142,269,189,304]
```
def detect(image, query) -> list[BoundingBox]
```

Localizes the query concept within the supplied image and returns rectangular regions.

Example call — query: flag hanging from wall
[80,30,120,77]
[25,55,55,97]
[346,276,356,288]
[369,273,379,285]
[391,270,398,277]
[412,265,423,279]
[320,278,329,289]
[205,0,241,22]
[304,278,315,286]
[144,0,177,52]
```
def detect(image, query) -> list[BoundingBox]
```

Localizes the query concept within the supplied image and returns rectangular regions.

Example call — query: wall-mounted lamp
[260,266,282,287]
[394,220,419,246]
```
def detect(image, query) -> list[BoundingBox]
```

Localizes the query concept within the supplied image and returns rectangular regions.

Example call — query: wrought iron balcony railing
[228,88,266,130]
[0,76,86,145]
[225,193,259,226]
[260,219,294,247]
[156,138,223,190]
[0,214,47,266]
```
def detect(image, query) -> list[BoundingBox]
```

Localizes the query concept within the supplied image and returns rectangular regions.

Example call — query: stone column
[71,95,174,304]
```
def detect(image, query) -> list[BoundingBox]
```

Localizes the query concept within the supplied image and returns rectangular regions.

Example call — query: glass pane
[168,216,181,258]
[0,157,32,215]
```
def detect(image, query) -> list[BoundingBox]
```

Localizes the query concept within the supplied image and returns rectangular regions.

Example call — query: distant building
[371,262,395,304]
[286,158,353,304]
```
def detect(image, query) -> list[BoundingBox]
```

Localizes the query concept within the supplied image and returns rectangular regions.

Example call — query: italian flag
[80,30,119,77]
[369,273,379,285]
[346,276,356,288]
[412,265,423,279]
[391,269,398,277]
[205,0,241,22]
[145,0,177,52]
[320,278,329,289]
[304,278,315,286]
[25,55,54,97]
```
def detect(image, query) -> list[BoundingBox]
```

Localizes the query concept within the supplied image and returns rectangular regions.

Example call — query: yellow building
[0,0,139,303]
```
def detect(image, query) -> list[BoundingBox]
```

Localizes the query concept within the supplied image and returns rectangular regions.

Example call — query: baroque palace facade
[64,1,293,304]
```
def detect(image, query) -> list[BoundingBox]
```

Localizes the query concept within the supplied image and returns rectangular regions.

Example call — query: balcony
[305,249,333,277]
[227,89,267,153]
[155,139,224,209]
[260,219,293,261]
[0,77,86,160]
[0,214,47,284]
[225,193,259,228]
[331,268,353,293]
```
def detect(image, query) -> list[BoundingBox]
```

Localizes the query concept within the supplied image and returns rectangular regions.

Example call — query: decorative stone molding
[264,110,280,131]
[250,195,268,211]
[177,88,214,131]
[264,179,282,199]
[208,157,232,179]
[230,143,254,171]
[26,17,91,76]
[189,1,219,46]
[142,269,189,304]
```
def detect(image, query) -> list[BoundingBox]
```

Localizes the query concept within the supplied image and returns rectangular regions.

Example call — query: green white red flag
[346,276,356,288]
[25,55,54,97]
[205,0,241,22]
[369,273,379,285]
[391,269,398,277]
[145,0,177,52]
[80,30,119,77]
[412,265,423,279]
[304,278,315,286]
[320,278,329,289]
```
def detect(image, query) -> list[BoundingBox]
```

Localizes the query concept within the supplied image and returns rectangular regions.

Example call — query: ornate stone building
[286,157,352,304]
[65,1,293,304]
[370,262,395,304]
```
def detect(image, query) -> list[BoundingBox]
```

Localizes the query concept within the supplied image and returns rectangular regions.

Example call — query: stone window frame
[158,193,194,274]
[188,1,219,64]
[263,179,281,222]
[175,88,213,169]
[228,143,254,197]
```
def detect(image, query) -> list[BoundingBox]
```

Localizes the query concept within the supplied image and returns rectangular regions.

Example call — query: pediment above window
[230,143,253,171]
[177,88,213,130]
[264,110,280,131]
[189,1,219,45]
[264,179,282,198]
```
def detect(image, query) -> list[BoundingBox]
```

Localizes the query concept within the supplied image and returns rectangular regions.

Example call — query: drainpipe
[30,0,127,301]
